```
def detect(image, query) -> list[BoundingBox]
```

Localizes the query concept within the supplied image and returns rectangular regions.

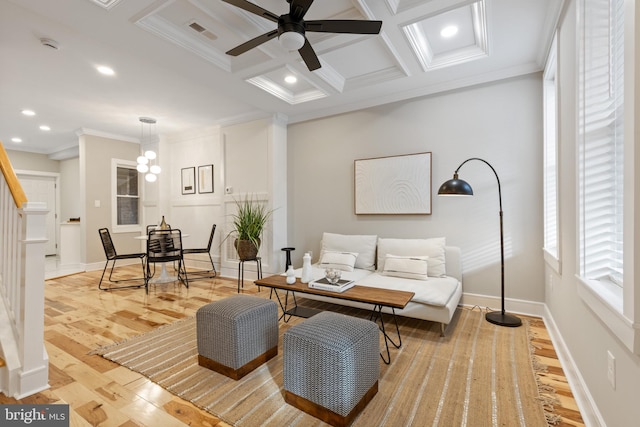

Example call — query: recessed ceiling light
[284,75,297,84]
[21,109,36,116]
[39,125,51,131]
[97,65,115,76]
[11,137,22,143]
[440,25,459,38]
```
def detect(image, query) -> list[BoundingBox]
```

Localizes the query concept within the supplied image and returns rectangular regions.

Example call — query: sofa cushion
[320,232,377,271]
[357,273,459,307]
[319,251,359,272]
[377,237,447,277]
[381,255,429,280]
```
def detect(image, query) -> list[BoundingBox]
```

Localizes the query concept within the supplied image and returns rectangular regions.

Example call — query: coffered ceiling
[0,0,563,158]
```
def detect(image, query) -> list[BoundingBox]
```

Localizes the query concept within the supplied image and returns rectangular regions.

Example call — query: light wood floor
[1,265,584,427]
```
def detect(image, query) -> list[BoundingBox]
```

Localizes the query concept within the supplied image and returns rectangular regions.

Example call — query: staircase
[0,141,49,398]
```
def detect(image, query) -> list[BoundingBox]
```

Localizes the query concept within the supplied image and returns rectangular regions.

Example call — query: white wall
[80,133,141,263]
[5,149,59,173]
[158,127,224,268]
[288,74,544,304]
[543,1,640,426]
[59,157,80,221]
[218,118,288,277]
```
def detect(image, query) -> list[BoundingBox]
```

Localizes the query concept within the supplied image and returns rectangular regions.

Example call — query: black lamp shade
[438,175,474,196]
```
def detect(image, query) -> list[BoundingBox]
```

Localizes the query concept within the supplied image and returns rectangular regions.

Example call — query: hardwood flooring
[1,265,584,426]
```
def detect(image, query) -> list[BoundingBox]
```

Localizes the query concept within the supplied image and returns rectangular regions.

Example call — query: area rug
[92,303,558,426]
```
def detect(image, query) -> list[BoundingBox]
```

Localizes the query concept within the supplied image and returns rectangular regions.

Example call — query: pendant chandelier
[136,117,161,182]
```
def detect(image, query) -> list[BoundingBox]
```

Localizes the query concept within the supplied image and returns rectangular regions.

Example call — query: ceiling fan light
[279,31,305,51]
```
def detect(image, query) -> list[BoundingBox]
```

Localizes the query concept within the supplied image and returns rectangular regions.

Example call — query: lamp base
[485,311,522,327]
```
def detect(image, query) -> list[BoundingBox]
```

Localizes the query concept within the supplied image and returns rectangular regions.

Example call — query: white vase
[301,252,312,283]
[286,266,296,284]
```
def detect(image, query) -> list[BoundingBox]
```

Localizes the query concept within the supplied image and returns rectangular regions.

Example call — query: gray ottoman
[283,311,380,427]
[196,295,278,380]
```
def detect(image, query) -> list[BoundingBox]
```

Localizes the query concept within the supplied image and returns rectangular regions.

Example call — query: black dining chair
[182,224,217,280]
[146,223,173,274]
[145,229,188,293]
[98,227,146,290]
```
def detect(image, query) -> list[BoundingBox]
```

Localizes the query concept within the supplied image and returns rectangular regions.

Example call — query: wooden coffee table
[254,275,414,364]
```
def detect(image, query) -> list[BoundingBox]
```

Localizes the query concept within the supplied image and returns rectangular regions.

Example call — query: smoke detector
[40,38,60,50]
[139,117,156,124]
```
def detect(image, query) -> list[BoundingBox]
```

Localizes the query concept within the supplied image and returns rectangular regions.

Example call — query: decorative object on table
[159,215,169,230]
[286,266,296,284]
[324,268,341,284]
[225,194,273,261]
[222,0,382,72]
[198,164,213,194]
[97,227,146,291]
[135,117,161,183]
[300,252,312,283]
[181,167,196,195]
[438,157,521,327]
[354,152,432,215]
[308,276,355,293]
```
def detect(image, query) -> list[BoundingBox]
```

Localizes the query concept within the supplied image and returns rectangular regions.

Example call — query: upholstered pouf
[196,295,278,380]
[283,311,379,427]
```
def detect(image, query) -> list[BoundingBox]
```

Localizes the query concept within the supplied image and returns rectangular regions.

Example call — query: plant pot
[234,238,260,261]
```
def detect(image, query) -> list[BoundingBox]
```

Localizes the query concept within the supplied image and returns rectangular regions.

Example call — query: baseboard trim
[542,306,605,427]
[460,292,546,317]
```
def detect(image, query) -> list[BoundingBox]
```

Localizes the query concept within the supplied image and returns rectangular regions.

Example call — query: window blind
[543,35,558,258]
[578,0,624,285]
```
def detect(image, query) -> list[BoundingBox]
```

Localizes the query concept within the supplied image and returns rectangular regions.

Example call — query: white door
[19,175,57,256]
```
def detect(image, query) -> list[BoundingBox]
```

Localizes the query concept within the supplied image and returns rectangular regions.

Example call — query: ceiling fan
[223,0,383,71]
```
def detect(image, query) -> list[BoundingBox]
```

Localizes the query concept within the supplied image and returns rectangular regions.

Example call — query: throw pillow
[320,232,377,271]
[382,255,429,280]
[319,251,359,272]
[377,237,447,277]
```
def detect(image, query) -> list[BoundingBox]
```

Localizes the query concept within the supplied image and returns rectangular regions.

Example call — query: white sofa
[293,233,463,335]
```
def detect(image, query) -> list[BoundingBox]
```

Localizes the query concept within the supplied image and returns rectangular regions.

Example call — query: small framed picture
[181,167,196,195]
[198,164,214,194]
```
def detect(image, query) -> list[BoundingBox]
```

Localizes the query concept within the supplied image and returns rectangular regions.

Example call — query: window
[543,33,560,271]
[576,0,640,355]
[112,159,140,232]
[578,0,624,288]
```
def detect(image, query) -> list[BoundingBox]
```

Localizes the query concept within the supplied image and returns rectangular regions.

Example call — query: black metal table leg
[369,304,403,364]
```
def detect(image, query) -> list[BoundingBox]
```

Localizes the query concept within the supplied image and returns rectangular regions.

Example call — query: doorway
[17,173,59,256]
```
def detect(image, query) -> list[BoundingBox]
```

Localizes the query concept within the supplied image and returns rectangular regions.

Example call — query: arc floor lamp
[438,157,521,327]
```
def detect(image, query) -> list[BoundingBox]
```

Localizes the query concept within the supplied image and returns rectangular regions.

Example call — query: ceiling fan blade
[221,0,279,23]
[289,0,314,21]
[298,39,321,71]
[305,19,382,34]
[226,29,278,56]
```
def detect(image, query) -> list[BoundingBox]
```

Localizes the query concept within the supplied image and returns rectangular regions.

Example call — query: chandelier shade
[136,117,160,182]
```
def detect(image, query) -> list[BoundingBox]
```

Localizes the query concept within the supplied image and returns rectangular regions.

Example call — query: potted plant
[228,195,273,261]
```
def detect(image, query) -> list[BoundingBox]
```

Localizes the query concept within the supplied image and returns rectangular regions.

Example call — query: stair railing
[0,141,49,398]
